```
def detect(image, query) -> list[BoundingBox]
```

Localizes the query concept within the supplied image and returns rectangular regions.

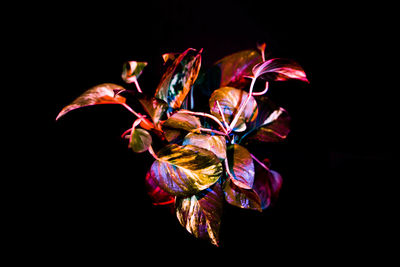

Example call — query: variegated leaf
[209,87,258,132]
[155,48,202,109]
[176,183,223,246]
[183,133,226,160]
[56,83,126,120]
[150,144,223,197]
[227,144,255,189]
[145,169,175,206]
[121,61,147,83]
[252,58,308,82]
[137,95,168,126]
[223,179,262,212]
[162,112,201,132]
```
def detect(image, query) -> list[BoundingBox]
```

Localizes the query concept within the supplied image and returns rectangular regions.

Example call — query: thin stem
[148,145,159,160]
[250,153,270,171]
[216,100,230,132]
[132,76,142,93]
[178,110,228,135]
[229,77,257,131]
[196,127,228,136]
[121,103,154,129]
[252,81,269,96]
[224,159,235,180]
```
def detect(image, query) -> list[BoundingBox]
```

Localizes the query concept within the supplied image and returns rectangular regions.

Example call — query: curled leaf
[209,87,258,132]
[150,144,223,197]
[129,128,152,153]
[227,144,255,189]
[252,58,308,83]
[145,169,175,206]
[214,49,262,88]
[176,183,223,246]
[155,48,202,109]
[121,61,148,83]
[56,83,126,120]
[183,133,226,160]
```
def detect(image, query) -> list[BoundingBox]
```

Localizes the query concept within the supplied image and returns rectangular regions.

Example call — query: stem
[216,100,230,132]
[229,77,257,131]
[178,110,228,135]
[121,103,153,129]
[196,127,228,136]
[133,76,142,93]
[252,81,269,96]
[224,159,235,180]
[250,153,270,171]
[148,145,159,160]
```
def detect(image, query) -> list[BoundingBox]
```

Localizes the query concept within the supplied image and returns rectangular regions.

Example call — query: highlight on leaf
[56,83,126,120]
[227,144,255,189]
[129,128,152,153]
[252,58,309,83]
[145,169,175,206]
[176,182,223,246]
[149,144,223,197]
[122,61,148,84]
[183,133,227,161]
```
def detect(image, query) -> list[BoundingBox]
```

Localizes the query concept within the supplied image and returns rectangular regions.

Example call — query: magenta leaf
[145,169,175,206]
[121,61,148,84]
[253,166,283,210]
[176,182,223,246]
[252,58,309,83]
[227,144,255,189]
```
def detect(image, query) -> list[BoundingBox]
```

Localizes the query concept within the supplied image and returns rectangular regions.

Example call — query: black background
[19,0,395,264]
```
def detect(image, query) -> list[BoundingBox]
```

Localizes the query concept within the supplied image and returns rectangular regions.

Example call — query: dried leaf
[121,61,147,83]
[209,87,258,132]
[145,169,175,206]
[150,144,223,197]
[214,49,262,88]
[56,83,126,120]
[227,144,255,189]
[183,133,226,160]
[252,58,308,82]
[176,183,223,246]
[155,48,202,109]
[129,128,152,153]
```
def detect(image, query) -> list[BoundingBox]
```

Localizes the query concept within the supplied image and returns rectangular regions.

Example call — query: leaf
[56,83,126,120]
[129,128,152,153]
[252,58,309,83]
[223,179,262,212]
[176,183,223,246]
[214,49,262,88]
[162,112,201,132]
[227,144,255,189]
[145,169,175,206]
[241,96,291,143]
[137,95,168,126]
[183,133,226,160]
[253,166,283,210]
[162,53,179,64]
[155,48,202,109]
[121,61,148,83]
[150,144,223,197]
[209,87,258,132]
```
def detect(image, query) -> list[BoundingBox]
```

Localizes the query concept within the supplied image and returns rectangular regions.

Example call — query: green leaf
[137,95,168,126]
[121,61,148,83]
[209,87,258,132]
[155,48,202,109]
[183,133,226,160]
[56,83,126,120]
[227,144,255,189]
[214,49,262,88]
[176,183,223,246]
[150,144,223,197]
[129,128,152,153]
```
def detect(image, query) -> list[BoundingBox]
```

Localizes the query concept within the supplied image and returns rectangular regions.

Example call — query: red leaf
[145,169,175,206]
[252,58,309,83]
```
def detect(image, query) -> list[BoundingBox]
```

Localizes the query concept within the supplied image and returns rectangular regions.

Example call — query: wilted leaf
[227,144,255,189]
[214,49,262,88]
[252,58,308,82]
[145,169,175,206]
[241,96,291,143]
[150,144,223,196]
[129,128,152,153]
[162,112,201,132]
[176,183,223,246]
[56,83,126,120]
[209,87,258,132]
[183,133,226,160]
[137,95,168,126]
[253,165,283,210]
[155,48,202,109]
[223,179,262,211]
[121,61,148,83]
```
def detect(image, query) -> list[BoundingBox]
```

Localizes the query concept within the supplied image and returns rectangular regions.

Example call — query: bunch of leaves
[56,44,308,246]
